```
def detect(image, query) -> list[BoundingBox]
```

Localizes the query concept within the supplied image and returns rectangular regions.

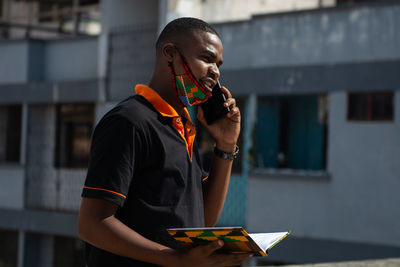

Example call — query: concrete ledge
[250,168,330,181]
[0,79,105,104]
[252,236,400,265]
[0,208,78,237]
[269,258,400,267]
[222,60,400,96]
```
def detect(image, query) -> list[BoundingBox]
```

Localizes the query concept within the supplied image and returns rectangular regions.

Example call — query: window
[194,97,245,174]
[55,104,94,168]
[252,94,328,171]
[39,0,100,35]
[0,230,18,267]
[54,236,85,267]
[0,105,22,163]
[347,91,394,121]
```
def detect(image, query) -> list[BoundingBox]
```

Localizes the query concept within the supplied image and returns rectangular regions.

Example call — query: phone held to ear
[200,81,230,125]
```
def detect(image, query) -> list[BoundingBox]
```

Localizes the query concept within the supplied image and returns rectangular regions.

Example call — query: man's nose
[209,63,220,80]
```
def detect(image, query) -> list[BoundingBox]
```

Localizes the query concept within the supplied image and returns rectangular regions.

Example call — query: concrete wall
[0,37,98,84]
[0,166,25,209]
[0,41,29,84]
[107,27,157,101]
[171,0,335,23]
[100,0,159,32]
[43,37,98,82]
[98,0,160,79]
[25,105,57,210]
[326,90,400,246]
[24,105,87,212]
[247,91,400,247]
[58,169,86,212]
[213,4,400,69]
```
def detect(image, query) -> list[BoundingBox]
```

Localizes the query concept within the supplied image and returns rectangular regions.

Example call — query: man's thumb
[205,239,224,254]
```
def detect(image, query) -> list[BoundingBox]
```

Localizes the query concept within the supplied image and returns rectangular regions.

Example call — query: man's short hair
[156,17,219,54]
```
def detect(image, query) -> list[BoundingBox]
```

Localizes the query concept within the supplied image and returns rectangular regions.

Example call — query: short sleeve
[82,115,135,206]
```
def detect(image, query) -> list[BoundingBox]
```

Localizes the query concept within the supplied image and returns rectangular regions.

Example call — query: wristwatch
[213,145,239,160]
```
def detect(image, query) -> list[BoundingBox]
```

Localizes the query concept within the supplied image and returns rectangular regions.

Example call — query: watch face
[214,145,239,160]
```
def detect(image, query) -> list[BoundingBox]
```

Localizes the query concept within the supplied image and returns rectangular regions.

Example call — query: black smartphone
[200,81,230,125]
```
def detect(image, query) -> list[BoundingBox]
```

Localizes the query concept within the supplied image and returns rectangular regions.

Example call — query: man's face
[173,30,223,94]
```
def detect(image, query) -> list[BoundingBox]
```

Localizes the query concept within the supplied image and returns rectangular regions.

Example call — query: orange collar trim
[135,84,195,162]
[135,84,191,121]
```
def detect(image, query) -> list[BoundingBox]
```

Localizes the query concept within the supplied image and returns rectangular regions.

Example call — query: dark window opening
[0,230,18,267]
[348,91,394,121]
[0,105,22,163]
[39,1,71,23]
[38,0,100,35]
[55,103,94,168]
[252,95,328,171]
[54,236,85,267]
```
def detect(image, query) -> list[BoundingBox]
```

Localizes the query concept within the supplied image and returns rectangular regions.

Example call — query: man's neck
[148,80,185,116]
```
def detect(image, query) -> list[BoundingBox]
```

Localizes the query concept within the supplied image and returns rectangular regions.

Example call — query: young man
[78,17,251,266]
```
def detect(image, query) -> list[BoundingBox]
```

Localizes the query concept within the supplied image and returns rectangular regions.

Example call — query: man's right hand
[166,240,253,267]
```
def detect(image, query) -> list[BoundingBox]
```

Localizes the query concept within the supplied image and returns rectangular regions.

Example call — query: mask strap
[168,61,185,108]
[177,53,212,98]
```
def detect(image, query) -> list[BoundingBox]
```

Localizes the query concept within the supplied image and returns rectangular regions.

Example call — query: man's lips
[200,78,216,94]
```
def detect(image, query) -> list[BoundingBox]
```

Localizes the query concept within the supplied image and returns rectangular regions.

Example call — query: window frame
[250,94,328,172]
[0,104,22,164]
[347,91,394,122]
[54,103,95,169]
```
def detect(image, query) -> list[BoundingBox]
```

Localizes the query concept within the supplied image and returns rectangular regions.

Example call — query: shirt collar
[135,84,192,121]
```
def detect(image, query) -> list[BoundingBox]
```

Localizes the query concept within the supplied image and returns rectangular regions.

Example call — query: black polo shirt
[82,84,208,267]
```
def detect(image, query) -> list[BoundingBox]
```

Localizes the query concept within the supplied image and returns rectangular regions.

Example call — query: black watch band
[213,145,239,160]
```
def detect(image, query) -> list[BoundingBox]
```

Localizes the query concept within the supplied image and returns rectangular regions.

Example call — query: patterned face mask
[168,49,212,107]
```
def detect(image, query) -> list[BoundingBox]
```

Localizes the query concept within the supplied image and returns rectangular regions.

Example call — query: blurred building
[0,0,399,266]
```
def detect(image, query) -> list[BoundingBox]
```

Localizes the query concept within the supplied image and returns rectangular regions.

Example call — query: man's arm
[197,86,241,227]
[78,197,251,267]
[78,198,178,265]
[202,151,235,226]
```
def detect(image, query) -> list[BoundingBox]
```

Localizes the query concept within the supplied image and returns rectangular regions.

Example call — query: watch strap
[214,145,239,160]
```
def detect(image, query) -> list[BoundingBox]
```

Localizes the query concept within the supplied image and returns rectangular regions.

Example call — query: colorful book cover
[167,227,289,257]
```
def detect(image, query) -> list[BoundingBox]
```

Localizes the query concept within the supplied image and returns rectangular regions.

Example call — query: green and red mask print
[169,53,212,107]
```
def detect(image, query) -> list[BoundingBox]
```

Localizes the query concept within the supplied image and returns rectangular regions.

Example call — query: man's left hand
[197,86,241,153]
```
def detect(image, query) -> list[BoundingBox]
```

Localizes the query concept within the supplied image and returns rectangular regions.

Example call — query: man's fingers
[220,86,232,99]
[224,97,236,109]
[203,240,224,255]
[227,106,240,117]
[225,253,253,266]
[210,253,253,267]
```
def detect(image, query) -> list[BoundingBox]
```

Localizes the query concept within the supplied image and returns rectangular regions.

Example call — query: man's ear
[162,43,176,62]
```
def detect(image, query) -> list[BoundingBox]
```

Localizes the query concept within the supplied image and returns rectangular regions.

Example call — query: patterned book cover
[167,227,289,257]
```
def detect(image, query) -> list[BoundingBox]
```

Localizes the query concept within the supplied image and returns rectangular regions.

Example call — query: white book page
[248,232,289,252]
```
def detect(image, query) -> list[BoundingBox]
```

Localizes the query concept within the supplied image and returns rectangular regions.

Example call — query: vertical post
[20,103,28,212]
[3,0,10,20]
[72,0,80,35]
[17,231,25,267]
[158,0,169,35]
[242,94,257,175]
[20,103,28,167]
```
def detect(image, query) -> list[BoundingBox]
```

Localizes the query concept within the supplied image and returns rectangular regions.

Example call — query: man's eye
[202,56,211,62]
